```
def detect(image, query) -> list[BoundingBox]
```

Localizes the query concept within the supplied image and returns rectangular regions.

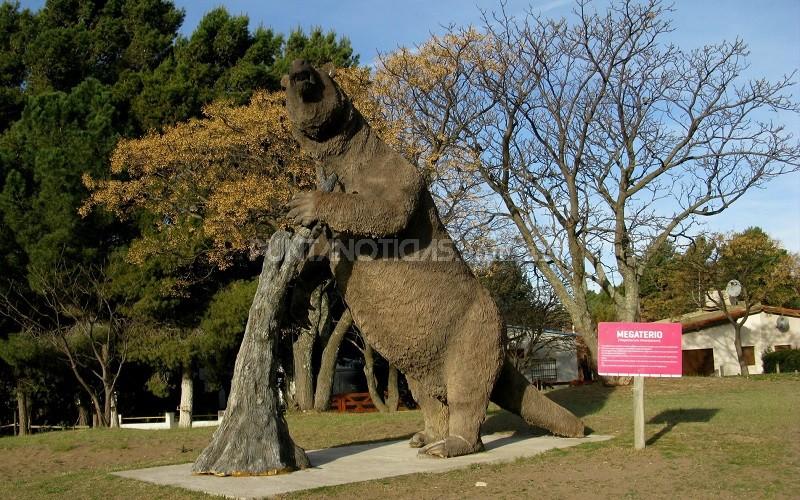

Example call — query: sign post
[633,375,644,449]
[598,322,682,450]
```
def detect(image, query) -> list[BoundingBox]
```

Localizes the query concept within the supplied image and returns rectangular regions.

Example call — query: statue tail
[490,358,585,438]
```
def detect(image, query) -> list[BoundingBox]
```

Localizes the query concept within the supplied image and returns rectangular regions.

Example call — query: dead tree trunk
[192,230,312,475]
[193,172,336,476]
[313,309,353,411]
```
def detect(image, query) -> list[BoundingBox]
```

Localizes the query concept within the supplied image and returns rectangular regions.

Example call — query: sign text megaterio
[597,322,682,377]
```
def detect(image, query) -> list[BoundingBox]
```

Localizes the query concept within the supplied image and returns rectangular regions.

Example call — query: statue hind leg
[420,296,503,458]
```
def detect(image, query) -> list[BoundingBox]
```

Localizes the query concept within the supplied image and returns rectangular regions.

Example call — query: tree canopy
[642,228,800,320]
[367,0,800,371]
[0,0,360,427]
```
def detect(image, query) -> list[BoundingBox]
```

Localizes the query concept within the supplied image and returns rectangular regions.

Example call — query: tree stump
[192,173,336,476]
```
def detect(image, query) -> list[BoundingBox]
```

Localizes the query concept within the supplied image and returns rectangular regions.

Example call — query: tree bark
[193,171,336,475]
[292,282,329,411]
[292,330,315,410]
[16,381,29,436]
[104,387,111,427]
[90,393,106,427]
[77,398,89,427]
[314,309,353,411]
[386,365,399,412]
[734,323,750,376]
[179,367,193,428]
[110,398,119,428]
[362,342,389,413]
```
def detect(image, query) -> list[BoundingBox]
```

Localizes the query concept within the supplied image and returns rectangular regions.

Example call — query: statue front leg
[406,376,448,448]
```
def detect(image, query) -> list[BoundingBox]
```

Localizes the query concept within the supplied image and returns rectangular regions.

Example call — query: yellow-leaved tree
[81,91,314,269]
[82,67,390,414]
[82,67,386,270]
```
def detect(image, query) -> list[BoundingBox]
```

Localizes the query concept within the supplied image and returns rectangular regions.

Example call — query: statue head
[282,59,352,142]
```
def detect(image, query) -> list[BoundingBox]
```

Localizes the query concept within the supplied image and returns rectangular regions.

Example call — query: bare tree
[504,283,575,374]
[374,0,800,378]
[0,263,131,426]
[476,257,573,370]
[349,331,400,413]
[287,277,331,411]
[313,309,354,411]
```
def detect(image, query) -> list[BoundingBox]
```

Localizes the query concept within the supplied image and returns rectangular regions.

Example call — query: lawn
[1,374,798,499]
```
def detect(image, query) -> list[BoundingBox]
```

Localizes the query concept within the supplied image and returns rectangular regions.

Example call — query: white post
[633,375,645,450]
[165,412,176,429]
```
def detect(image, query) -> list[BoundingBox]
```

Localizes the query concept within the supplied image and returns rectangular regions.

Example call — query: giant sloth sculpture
[283,60,584,458]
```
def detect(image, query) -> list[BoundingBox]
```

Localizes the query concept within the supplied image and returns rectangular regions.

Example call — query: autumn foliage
[82,68,390,269]
[82,90,315,268]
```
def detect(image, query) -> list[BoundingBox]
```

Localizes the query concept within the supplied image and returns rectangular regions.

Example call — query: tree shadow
[646,408,719,445]
[483,383,617,437]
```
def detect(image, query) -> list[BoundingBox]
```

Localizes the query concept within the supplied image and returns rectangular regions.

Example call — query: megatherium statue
[283,60,584,458]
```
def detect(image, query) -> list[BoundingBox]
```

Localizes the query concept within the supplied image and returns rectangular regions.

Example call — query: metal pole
[633,375,645,449]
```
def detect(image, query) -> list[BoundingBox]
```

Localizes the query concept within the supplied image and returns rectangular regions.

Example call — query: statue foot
[409,431,428,448]
[418,436,484,458]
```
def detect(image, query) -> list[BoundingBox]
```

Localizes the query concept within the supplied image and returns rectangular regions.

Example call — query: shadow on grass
[646,408,719,445]
[483,383,617,437]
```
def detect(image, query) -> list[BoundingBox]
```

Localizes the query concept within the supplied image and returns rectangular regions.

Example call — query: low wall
[119,411,223,430]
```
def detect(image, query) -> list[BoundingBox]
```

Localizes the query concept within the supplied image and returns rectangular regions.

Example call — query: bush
[762,349,800,373]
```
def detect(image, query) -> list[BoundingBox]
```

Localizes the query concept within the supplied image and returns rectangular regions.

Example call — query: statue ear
[280,74,290,89]
[321,62,336,78]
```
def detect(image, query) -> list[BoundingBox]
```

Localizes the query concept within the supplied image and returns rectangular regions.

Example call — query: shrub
[762,349,800,373]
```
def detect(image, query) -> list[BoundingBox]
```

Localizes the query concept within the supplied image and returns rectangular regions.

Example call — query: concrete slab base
[114,432,612,499]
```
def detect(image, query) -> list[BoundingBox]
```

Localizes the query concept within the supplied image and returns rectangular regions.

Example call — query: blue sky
[19,0,800,251]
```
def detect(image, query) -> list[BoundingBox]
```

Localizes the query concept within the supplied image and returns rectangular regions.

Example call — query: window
[774,345,792,351]
[528,359,557,381]
[741,346,756,366]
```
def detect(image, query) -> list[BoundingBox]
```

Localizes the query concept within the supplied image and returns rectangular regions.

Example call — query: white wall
[682,311,800,375]
[527,335,579,383]
[119,412,222,430]
[552,348,578,382]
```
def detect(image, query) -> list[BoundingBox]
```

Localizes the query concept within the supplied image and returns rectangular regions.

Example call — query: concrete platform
[115,432,612,498]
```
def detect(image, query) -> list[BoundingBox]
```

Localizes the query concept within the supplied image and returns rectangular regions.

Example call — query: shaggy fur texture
[284,60,583,457]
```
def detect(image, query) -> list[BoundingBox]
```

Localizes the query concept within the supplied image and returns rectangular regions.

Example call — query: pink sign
[597,322,682,377]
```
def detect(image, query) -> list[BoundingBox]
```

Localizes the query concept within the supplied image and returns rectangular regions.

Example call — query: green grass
[1,374,798,499]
